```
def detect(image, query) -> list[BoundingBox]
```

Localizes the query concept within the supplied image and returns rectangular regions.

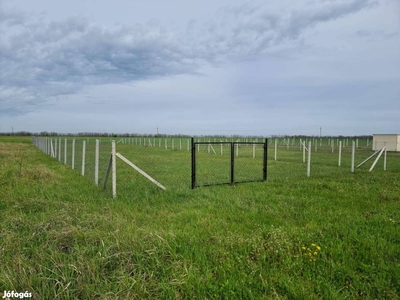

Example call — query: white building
[372,134,400,151]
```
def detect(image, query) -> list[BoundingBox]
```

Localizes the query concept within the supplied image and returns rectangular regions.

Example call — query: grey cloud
[355,29,399,39]
[200,0,378,57]
[1,0,377,114]
[1,14,198,113]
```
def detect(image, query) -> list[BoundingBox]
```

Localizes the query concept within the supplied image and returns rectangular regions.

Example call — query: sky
[1,0,399,136]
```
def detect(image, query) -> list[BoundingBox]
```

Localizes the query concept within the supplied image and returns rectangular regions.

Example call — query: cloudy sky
[1,0,399,136]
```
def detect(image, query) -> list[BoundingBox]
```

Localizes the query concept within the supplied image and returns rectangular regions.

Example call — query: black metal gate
[191,138,268,188]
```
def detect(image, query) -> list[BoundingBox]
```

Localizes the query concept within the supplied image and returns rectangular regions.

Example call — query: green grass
[1,136,399,299]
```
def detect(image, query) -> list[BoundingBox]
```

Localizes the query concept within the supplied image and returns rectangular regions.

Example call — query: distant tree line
[0,131,373,139]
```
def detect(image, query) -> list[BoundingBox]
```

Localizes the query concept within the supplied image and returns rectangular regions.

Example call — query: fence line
[31,136,387,197]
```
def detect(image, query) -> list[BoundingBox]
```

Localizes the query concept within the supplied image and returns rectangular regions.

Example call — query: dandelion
[302,243,321,262]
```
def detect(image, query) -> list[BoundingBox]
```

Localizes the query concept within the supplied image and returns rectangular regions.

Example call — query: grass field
[1,136,399,299]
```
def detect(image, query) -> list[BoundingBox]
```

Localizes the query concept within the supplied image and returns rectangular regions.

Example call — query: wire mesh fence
[234,142,267,183]
[32,136,399,197]
[191,140,267,188]
[116,142,191,190]
[194,142,231,187]
[32,137,113,194]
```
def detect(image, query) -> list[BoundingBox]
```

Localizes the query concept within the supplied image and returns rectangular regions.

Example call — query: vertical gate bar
[191,137,196,189]
[263,138,268,181]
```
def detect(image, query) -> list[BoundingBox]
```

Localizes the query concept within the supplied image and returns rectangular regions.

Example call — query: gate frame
[191,138,268,189]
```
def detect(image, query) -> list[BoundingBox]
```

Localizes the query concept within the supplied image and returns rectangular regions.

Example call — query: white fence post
[72,139,75,169]
[50,139,55,158]
[82,141,86,176]
[95,139,99,185]
[384,141,387,171]
[351,141,355,173]
[58,138,61,161]
[307,141,311,177]
[112,140,116,198]
[55,139,58,158]
[274,139,277,161]
[338,141,342,166]
[64,139,67,164]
